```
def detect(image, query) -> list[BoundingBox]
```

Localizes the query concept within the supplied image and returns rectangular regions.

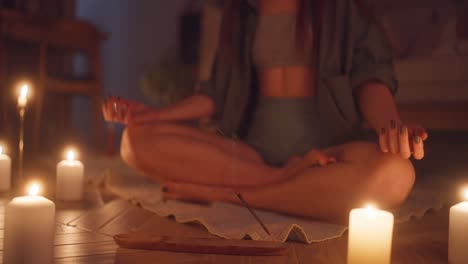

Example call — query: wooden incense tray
[114,233,289,256]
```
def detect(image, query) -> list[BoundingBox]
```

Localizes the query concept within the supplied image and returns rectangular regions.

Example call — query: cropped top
[253,13,313,68]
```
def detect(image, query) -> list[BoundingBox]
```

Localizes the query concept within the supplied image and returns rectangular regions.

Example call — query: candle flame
[66,150,76,161]
[28,183,40,196]
[0,146,3,155]
[364,203,378,218]
[365,203,376,211]
[19,84,29,99]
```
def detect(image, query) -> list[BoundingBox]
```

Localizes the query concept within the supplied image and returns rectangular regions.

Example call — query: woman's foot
[282,150,336,178]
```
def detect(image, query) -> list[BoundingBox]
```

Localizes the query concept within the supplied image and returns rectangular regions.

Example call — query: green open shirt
[198,0,397,143]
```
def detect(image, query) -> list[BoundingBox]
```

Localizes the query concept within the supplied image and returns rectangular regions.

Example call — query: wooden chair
[0,10,107,150]
[34,18,107,151]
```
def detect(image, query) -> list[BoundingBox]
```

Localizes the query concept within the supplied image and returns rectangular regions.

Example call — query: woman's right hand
[102,96,154,125]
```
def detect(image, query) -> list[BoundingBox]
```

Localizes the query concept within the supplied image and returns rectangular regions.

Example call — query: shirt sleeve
[350,2,398,95]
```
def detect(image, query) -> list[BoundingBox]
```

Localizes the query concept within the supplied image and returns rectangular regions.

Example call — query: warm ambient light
[28,183,40,196]
[463,189,468,201]
[0,145,3,155]
[66,150,76,161]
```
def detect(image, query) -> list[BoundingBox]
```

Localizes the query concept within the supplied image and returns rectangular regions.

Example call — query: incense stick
[235,191,272,236]
[220,129,272,237]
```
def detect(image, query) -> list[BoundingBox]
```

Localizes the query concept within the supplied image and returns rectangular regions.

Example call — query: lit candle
[347,204,394,264]
[17,83,29,108]
[449,189,468,264]
[56,149,84,201]
[3,183,55,264]
[0,145,11,191]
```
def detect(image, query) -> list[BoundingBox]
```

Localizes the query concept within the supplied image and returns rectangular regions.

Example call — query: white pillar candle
[0,146,11,191]
[56,149,84,201]
[449,190,468,264]
[3,184,55,264]
[347,205,394,264]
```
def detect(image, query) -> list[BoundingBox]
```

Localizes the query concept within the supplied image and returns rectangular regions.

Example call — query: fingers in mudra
[399,126,411,159]
[412,135,424,160]
[102,96,130,124]
[379,128,389,153]
[388,120,399,154]
[379,121,427,160]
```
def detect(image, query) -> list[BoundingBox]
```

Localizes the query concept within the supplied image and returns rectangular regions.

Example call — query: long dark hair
[219,0,324,71]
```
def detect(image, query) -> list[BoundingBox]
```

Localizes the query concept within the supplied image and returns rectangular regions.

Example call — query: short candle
[56,149,85,201]
[3,183,55,264]
[0,145,11,191]
[347,204,394,264]
[449,189,468,264]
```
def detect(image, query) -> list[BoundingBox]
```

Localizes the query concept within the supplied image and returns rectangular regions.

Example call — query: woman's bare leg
[162,142,415,223]
[120,123,282,187]
[123,122,264,163]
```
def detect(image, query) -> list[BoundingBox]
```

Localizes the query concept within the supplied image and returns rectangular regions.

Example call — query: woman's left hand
[379,120,428,160]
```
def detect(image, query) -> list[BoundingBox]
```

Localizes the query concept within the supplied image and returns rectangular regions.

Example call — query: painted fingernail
[381,128,386,134]
[390,120,396,129]
[400,125,406,135]
[161,186,168,193]
[414,136,421,143]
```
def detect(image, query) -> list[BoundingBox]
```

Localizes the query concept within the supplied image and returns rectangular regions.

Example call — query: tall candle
[56,149,84,201]
[17,84,29,108]
[3,183,55,264]
[347,205,394,264]
[449,189,468,264]
[0,145,11,191]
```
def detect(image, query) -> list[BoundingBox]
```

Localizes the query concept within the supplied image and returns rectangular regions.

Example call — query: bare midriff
[257,0,315,98]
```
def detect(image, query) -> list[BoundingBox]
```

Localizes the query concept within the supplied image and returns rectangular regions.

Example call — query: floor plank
[135,214,218,239]
[99,206,154,236]
[54,232,114,246]
[54,241,118,259]
[114,247,296,264]
[69,199,132,232]
[54,254,116,264]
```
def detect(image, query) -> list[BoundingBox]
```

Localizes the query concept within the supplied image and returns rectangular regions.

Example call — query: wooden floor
[0,130,466,263]
[0,193,452,264]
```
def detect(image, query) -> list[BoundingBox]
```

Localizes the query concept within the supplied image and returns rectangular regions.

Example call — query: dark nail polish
[414,136,421,143]
[161,186,168,193]
[381,128,386,134]
[400,126,406,135]
[390,120,396,129]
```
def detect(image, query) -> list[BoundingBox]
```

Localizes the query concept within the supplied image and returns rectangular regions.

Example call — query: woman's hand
[378,120,428,160]
[102,96,156,125]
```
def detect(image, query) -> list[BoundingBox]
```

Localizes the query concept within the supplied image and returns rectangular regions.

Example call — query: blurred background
[0,0,467,159]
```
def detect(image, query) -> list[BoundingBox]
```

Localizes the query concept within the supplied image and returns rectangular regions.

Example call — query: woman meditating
[102,0,427,222]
